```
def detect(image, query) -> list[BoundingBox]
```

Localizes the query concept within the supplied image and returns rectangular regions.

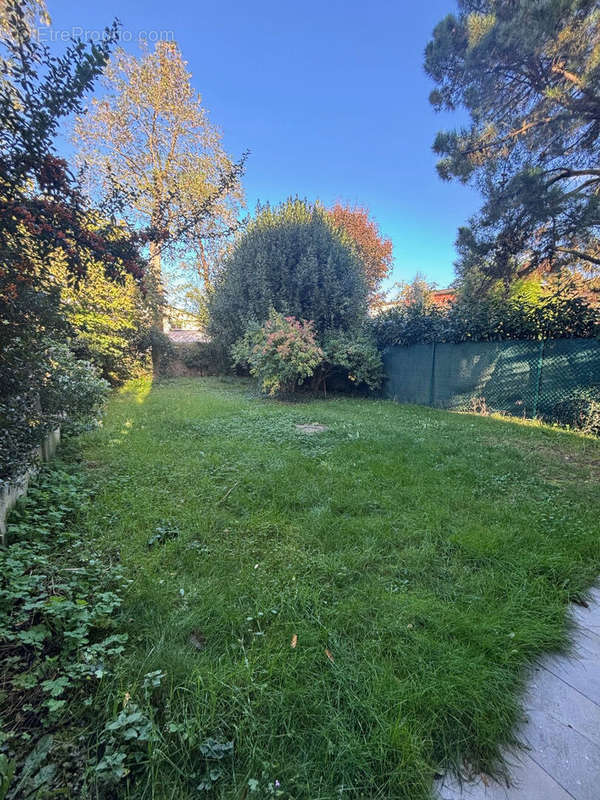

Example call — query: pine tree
[426,0,600,288]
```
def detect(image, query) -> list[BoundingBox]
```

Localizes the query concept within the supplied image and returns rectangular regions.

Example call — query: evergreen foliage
[321,330,383,392]
[426,0,600,286]
[371,286,599,350]
[208,199,368,348]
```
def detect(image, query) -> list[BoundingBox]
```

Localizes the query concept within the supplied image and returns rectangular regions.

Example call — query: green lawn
[79,376,600,799]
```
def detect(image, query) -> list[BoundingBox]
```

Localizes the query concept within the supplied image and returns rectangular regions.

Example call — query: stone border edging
[0,427,61,544]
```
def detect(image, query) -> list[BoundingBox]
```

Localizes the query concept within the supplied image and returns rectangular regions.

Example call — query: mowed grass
[79,376,600,799]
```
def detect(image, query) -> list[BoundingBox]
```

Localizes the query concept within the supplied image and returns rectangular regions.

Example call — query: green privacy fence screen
[383,338,600,420]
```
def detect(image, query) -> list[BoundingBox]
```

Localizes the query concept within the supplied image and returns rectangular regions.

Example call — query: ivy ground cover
[77,376,600,798]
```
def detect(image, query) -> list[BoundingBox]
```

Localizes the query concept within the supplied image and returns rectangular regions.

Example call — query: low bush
[180,341,229,375]
[232,313,383,397]
[322,330,383,392]
[552,389,600,436]
[39,343,109,434]
[232,310,324,396]
[0,341,109,484]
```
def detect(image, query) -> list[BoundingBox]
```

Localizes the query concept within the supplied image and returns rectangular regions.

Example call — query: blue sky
[48,0,478,289]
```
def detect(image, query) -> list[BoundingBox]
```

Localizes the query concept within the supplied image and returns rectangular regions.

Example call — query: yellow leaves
[466,13,496,50]
[288,634,335,666]
[0,0,51,37]
[73,41,244,229]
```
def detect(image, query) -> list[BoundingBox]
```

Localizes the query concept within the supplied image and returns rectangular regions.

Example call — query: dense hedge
[0,342,109,485]
[179,341,229,375]
[156,340,230,377]
[371,293,599,351]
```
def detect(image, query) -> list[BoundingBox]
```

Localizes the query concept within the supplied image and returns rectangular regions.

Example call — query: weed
[0,465,128,796]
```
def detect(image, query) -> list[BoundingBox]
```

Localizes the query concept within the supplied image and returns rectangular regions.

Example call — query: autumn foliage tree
[74,42,245,360]
[326,203,393,308]
[0,0,49,34]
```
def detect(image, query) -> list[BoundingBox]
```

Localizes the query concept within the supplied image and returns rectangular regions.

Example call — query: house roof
[430,288,457,305]
[166,329,209,344]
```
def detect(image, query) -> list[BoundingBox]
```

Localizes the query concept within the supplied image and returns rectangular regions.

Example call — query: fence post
[532,339,545,419]
[429,341,437,407]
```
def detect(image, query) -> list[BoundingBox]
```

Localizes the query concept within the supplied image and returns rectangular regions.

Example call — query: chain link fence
[383,338,600,424]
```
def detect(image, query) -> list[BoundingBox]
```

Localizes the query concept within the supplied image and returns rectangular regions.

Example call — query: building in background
[163,305,207,343]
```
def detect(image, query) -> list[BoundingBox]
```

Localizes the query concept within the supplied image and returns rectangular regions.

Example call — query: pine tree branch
[555,248,600,266]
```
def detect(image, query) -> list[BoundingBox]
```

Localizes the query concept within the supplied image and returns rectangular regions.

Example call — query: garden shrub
[208,198,368,349]
[232,310,324,396]
[232,312,383,397]
[0,341,109,484]
[180,341,229,375]
[322,330,383,392]
[38,343,109,434]
[552,389,600,436]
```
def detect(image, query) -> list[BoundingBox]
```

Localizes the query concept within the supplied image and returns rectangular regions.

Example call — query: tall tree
[74,42,244,353]
[208,199,368,349]
[325,203,393,308]
[425,0,600,288]
[0,0,49,34]
[392,272,435,308]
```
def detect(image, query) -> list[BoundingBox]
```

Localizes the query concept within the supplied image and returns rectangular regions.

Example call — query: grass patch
[49,377,600,797]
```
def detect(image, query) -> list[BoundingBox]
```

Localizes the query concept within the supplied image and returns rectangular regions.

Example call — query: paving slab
[524,666,600,748]
[518,702,600,800]
[542,631,600,706]
[434,590,600,800]
[435,754,573,800]
[570,589,600,636]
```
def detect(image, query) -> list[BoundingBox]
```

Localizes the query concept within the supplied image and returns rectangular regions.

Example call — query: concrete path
[435,587,600,800]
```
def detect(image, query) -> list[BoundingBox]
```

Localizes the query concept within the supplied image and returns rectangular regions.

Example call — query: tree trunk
[148,239,165,374]
[197,239,211,290]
